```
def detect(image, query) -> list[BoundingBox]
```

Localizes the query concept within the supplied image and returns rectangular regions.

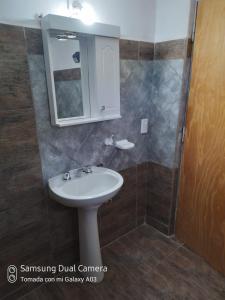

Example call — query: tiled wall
[147,162,179,235]
[0,24,50,299]
[0,22,191,299]
[146,39,192,235]
[0,24,152,299]
[27,29,154,182]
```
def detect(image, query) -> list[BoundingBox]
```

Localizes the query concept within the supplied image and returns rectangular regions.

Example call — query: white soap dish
[115,139,135,150]
[104,135,135,150]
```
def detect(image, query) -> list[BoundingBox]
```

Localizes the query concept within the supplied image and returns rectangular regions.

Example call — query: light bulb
[70,1,97,25]
[80,3,97,25]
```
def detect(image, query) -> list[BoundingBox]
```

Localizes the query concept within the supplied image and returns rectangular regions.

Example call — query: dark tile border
[119,39,139,60]
[146,162,179,236]
[139,41,154,61]
[99,164,149,246]
[24,26,189,61]
[154,39,192,60]
[24,28,44,55]
[120,39,154,61]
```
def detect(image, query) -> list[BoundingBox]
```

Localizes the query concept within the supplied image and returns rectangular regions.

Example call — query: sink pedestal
[48,167,124,284]
[78,206,104,283]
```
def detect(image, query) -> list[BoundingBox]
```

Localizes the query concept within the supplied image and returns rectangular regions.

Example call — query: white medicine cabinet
[41,14,121,127]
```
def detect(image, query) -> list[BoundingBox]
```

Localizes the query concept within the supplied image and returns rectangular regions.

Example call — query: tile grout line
[135,165,138,228]
[153,243,184,270]
[102,223,146,250]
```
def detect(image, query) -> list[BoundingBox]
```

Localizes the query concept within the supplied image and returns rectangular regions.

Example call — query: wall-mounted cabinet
[41,14,120,127]
[88,36,120,121]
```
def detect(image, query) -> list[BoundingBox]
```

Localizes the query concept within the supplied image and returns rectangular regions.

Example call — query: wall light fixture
[70,0,97,25]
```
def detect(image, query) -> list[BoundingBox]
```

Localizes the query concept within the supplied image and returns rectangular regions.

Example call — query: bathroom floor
[20,225,225,300]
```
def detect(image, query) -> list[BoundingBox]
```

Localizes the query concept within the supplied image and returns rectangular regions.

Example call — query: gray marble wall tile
[28,54,185,178]
[148,59,184,168]
[28,55,154,183]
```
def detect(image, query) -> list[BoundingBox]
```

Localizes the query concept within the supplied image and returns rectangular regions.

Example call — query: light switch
[141,119,149,134]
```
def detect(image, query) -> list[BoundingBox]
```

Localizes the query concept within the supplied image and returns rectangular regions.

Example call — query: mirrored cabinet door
[50,35,90,121]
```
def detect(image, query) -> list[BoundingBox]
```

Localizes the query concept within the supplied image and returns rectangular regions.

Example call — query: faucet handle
[97,163,104,167]
[63,172,71,181]
[83,165,93,173]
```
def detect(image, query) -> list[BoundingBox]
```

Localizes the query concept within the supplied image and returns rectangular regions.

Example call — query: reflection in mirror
[51,35,84,119]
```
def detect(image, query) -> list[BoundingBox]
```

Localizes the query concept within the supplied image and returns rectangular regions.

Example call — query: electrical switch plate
[141,119,148,134]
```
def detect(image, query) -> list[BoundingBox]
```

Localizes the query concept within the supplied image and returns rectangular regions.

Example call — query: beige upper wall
[155,0,194,42]
[0,0,195,42]
[0,0,156,42]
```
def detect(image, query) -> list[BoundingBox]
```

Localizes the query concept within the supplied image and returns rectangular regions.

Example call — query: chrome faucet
[63,171,71,181]
[63,166,93,180]
[82,166,93,174]
[76,166,93,177]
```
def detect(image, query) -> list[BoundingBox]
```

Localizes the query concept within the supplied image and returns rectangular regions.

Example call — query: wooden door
[176,0,225,275]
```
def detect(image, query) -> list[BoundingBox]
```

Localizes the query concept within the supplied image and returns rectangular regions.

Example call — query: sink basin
[48,166,123,283]
[48,167,123,208]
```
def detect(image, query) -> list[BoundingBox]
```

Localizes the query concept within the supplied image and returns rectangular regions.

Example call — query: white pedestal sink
[48,167,123,283]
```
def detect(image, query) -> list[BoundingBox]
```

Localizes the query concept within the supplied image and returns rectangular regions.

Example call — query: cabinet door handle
[100,106,106,111]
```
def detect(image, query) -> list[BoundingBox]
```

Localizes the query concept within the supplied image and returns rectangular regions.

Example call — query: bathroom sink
[48,166,123,208]
[48,166,123,283]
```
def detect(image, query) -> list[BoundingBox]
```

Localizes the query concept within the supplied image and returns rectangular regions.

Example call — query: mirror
[53,38,83,118]
[50,33,90,120]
